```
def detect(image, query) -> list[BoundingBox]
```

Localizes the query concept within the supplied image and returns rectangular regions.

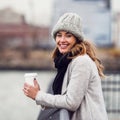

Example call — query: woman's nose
[60,36,66,42]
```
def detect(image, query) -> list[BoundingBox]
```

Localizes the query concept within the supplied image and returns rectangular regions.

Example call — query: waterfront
[0,70,120,120]
[0,70,55,120]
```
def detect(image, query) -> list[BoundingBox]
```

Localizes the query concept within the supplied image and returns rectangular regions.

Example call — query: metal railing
[102,73,120,120]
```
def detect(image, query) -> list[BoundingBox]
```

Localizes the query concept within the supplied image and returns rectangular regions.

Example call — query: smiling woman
[23,12,108,120]
[55,31,76,54]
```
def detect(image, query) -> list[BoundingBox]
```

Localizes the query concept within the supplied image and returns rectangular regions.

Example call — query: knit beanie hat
[52,12,84,41]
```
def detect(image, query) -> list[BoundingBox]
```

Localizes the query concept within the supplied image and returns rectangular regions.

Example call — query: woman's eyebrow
[56,31,62,34]
[56,32,61,35]
[66,32,73,35]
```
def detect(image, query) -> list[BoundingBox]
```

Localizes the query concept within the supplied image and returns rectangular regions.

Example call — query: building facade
[112,13,120,47]
[0,7,25,24]
[0,8,50,50]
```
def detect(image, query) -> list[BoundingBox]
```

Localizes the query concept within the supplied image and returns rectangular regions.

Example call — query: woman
[23,13,108,120]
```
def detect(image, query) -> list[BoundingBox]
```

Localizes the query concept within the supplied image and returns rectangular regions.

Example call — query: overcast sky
[111,0,120,12]
[0,0,54,26]
[0,0,119,26]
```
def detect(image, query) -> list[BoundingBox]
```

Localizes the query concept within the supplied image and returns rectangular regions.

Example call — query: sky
[111,0,120,12]
[0,0,54,26]
[0,0,119,26]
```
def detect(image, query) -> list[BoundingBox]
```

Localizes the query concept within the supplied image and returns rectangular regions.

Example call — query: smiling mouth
[59,44,69,49]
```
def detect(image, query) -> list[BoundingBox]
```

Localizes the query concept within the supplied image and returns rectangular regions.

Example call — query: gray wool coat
[35,54,108,120]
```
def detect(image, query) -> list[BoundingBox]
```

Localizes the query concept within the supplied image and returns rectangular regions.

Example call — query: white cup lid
[24,73,38,77]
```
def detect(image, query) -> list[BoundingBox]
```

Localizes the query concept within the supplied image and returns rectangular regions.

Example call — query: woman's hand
[23,79,40,100]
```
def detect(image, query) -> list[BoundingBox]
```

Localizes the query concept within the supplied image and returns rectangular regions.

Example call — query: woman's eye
[66,34,72,37]
[56,34,62,37]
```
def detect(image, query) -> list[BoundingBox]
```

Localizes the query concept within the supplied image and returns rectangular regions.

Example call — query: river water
[0,70,55,120]
[0,71,119,120]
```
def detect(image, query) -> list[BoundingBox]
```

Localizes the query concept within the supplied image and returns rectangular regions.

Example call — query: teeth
[60,44,67,48]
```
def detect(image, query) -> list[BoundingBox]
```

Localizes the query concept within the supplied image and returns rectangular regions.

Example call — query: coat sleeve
[35,56,91,111]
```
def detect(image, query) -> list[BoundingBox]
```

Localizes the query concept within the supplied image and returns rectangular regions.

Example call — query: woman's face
[55,31,76,54]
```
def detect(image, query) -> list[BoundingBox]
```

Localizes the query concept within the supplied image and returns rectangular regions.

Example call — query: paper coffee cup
[24,73,38,86]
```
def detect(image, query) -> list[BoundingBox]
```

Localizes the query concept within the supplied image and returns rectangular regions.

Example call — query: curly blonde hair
[52,39,105,78]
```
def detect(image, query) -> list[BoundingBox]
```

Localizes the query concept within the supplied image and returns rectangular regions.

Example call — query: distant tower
[51,0,111,47]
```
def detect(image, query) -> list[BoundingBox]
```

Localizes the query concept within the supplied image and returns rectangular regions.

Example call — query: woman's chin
[60,50,68,54]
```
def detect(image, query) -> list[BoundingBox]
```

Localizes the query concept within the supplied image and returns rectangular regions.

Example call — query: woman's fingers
[23,80,40,100]
[34,79,40,90]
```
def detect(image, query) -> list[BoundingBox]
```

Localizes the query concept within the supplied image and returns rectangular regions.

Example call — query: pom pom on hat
[52,12,84,41]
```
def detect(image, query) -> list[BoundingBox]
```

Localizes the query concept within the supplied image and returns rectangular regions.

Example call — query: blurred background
[0,0,119,120]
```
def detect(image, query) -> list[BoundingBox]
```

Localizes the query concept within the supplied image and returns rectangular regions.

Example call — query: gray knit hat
[52,12,84,41]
